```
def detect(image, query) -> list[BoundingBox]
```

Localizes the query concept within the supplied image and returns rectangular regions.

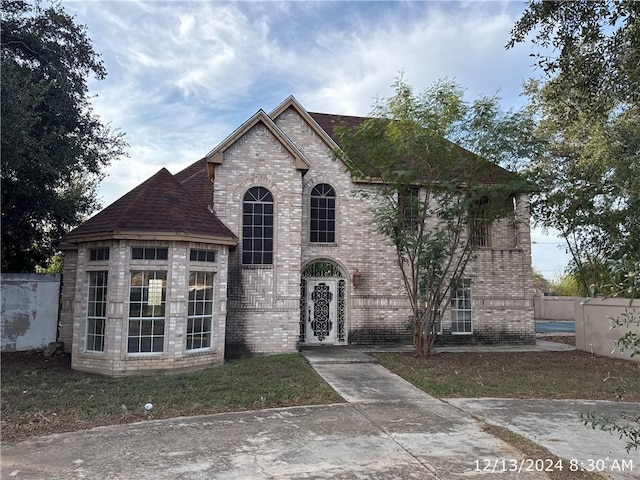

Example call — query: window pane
[86,272,107,352]
[128,338,139,353]
[129,303,141,317]
[131,272,143,286]
[242,187,274,265]
[129,319,141,336]
[451,280,472,333]
[153,320,164,335]
[128,271,165,353]
[140,337,152,352]
[310,184,336,243]
[186,271,214,351]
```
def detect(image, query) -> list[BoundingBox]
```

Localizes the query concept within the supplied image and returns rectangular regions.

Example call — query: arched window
[242,187,274,265]
[310,184,336,243]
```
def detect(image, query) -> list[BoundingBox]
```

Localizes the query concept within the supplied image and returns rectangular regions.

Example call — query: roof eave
[64,231,237,246]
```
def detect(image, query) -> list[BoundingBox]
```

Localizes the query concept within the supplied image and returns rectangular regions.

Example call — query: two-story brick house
[60,96,534,376]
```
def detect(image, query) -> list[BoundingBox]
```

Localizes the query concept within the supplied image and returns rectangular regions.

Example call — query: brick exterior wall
[62,99,536,374]
[214,103,535,355]
[61,239,229,376]
[215,104,534,355]
[59,248,77,349]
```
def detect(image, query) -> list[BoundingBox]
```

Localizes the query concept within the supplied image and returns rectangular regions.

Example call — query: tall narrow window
[398,186,419,230]
[242,187,274,265]
[186,272,214,351]
[469,197,491,247]
[310,184,336,243]
[450,279,472,334]
[86,271,108,352]
[128,271,166,353]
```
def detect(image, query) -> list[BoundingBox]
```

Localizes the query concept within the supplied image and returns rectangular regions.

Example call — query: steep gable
[204,109,310,181]
[65,168,236,244]
[269,96,340,153]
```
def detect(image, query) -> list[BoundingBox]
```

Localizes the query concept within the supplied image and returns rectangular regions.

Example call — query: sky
[65,0,570,279]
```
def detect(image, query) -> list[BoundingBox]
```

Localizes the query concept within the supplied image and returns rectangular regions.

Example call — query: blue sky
[66,0,570,279]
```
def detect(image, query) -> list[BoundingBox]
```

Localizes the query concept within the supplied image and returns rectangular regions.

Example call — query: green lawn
[0,352,342,442]
[374,350,640,401]
[4,347,639,446]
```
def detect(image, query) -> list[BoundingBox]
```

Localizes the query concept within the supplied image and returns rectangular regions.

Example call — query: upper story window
[310,184,336,243]
[398,186,419,230]
[242,187,274,265]
[469,198,491,247]
[131,247,168,260]
[89,248,109,261]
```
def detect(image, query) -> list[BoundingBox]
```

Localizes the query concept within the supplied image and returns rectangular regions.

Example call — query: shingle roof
[65,168,236,244]
[308,112,368,145]
[174,158,213,209]
[309,111,524,187]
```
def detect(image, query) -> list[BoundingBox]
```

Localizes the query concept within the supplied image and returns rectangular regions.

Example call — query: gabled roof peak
[204,108,310,176]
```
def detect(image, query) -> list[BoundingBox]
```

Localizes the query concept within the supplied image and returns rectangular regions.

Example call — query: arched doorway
[300,260,346,345]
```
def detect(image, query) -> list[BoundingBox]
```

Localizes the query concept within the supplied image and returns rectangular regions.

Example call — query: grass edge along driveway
[1,352,343,443]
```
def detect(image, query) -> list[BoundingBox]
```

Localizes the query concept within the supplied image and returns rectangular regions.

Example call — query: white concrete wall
[533,294,580,321]
[575,297,639,362]
[1,273,60,351]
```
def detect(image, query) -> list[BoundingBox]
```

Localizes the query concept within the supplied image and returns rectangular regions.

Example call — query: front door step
[300,347,376,365]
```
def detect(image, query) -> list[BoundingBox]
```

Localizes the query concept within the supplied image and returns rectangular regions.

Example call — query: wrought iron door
[305,279,337,344]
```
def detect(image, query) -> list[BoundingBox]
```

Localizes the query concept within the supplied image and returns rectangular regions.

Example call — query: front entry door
[305,279,337,344]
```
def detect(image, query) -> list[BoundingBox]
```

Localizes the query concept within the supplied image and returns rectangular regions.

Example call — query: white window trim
[450,279,473,335]
[185,271,215,352]
[309,183,337,245]
[85,270,108,353]
[127,270,167,355]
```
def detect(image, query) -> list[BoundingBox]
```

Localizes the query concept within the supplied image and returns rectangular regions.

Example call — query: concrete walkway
[351,338,576,354]
[2,345,638,479]
[447,398,639,480]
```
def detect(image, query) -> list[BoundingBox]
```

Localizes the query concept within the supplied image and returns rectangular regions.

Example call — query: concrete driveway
[2,346,638,479]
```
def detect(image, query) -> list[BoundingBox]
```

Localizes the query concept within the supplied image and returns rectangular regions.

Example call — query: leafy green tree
[532,268,551,294]
[508,0,640,118]
[524,83,639,293]
[510,0,640,451]
[548,272,582,297]
[335,77,534,357]
[511,0,640,294]
[1,0,127,272]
